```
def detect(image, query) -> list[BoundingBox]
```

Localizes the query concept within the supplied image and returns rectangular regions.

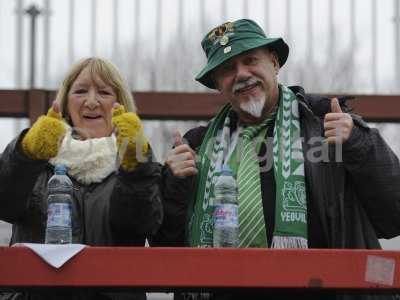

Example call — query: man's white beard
[239,96,265,118]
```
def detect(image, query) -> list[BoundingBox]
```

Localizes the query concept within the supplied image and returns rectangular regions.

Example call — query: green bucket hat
[195,19,289,89]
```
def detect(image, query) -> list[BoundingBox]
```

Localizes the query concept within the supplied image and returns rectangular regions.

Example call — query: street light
[25,4,41,89]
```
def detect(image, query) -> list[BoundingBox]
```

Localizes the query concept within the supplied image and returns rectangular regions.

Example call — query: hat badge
[208,22,234,46]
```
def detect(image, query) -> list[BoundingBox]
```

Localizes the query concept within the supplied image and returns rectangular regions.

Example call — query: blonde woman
[0,58,161,300]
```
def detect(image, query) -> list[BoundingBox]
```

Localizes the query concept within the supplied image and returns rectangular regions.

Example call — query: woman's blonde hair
[55,57,136,124]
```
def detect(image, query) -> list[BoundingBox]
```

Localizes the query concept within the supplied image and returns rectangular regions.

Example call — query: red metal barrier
[1,90,400,123]
[0,247,399,291]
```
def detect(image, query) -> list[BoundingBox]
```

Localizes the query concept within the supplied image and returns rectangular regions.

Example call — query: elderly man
[153,19,400,299]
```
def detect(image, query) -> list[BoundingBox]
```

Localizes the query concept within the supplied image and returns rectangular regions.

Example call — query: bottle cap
[54,164,68,175]
[220,164,233,176]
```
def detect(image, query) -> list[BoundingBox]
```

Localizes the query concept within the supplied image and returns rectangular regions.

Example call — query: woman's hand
[112,103,149,172]
[22,101,66,160]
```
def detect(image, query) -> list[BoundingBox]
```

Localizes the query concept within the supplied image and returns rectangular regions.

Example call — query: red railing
[0,90,399,124]
[0,247,399,292]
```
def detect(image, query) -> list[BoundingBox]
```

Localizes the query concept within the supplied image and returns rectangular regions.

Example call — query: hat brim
[195,37,289,89]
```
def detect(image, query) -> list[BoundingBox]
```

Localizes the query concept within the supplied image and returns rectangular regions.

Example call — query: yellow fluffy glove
[22,107,66,160]
[112,105,149,172]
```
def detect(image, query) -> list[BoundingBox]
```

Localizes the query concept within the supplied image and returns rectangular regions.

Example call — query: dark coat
[0,130,163,300]
[153,86,400,300]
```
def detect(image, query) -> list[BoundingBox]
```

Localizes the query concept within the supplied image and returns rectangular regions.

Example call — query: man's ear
[271,51,280,74]
[265,48,280,74]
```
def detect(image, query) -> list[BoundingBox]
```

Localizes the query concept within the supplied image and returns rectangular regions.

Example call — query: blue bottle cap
[54,164,68,175]
[220,165,233,176]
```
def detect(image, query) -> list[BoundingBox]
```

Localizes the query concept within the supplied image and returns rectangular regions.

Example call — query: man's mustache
[232,78,261,94]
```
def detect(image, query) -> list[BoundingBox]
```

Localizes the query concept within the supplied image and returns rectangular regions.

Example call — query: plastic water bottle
[213,165,239,247]
[45,164,73,244]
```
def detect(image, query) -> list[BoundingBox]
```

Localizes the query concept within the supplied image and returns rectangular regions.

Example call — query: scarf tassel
[271,236,308,249]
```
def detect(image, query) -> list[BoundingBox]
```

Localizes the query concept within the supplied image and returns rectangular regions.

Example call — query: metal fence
[0,0,399,93]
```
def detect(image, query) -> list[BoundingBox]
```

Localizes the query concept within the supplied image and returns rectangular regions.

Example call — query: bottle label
[214,204,238,227]
[47,203,72,227]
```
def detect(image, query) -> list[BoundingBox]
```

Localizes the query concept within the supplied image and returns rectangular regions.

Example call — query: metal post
[152,0,162,90]
[91,0,97,56]
[328,0,335,64]
[178,0,184,55]
[178,0,184,90]
[25,4,41,89]
[264,0,269,35]
[243,0,248,18]
[132,0,140,89]
[112,0,119,62]
[350,0,356,89]
[43,0,50,88]
[395,0,400,89]
[286,0,292,45]
[200,0,206,34]
[371,0,378,92]
[199,0,207,92]
[14,0,25,138]
[15,0,24,88]
[307,0,313,64]
[222,0,227,21]
[68,0,75,65]
[282,0,291,83]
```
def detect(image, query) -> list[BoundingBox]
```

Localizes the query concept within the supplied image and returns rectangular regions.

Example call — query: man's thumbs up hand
[166,130,198,178]
[173,130,184,147]
[324,98,354,144]
[331,97,343,113]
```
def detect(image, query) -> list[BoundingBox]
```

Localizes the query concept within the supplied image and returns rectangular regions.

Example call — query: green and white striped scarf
[188,84,308,248]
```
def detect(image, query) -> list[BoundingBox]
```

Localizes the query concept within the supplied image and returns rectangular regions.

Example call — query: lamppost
[25,4,41,89]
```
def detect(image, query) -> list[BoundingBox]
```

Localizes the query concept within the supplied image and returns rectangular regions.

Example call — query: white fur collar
[49,128,118,185]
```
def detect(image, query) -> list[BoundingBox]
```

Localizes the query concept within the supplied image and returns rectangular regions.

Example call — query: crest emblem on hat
[208,22,234,46]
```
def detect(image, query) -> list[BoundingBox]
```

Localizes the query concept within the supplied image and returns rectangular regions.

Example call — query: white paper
[365,255,395,286]
[13,243,86,269]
